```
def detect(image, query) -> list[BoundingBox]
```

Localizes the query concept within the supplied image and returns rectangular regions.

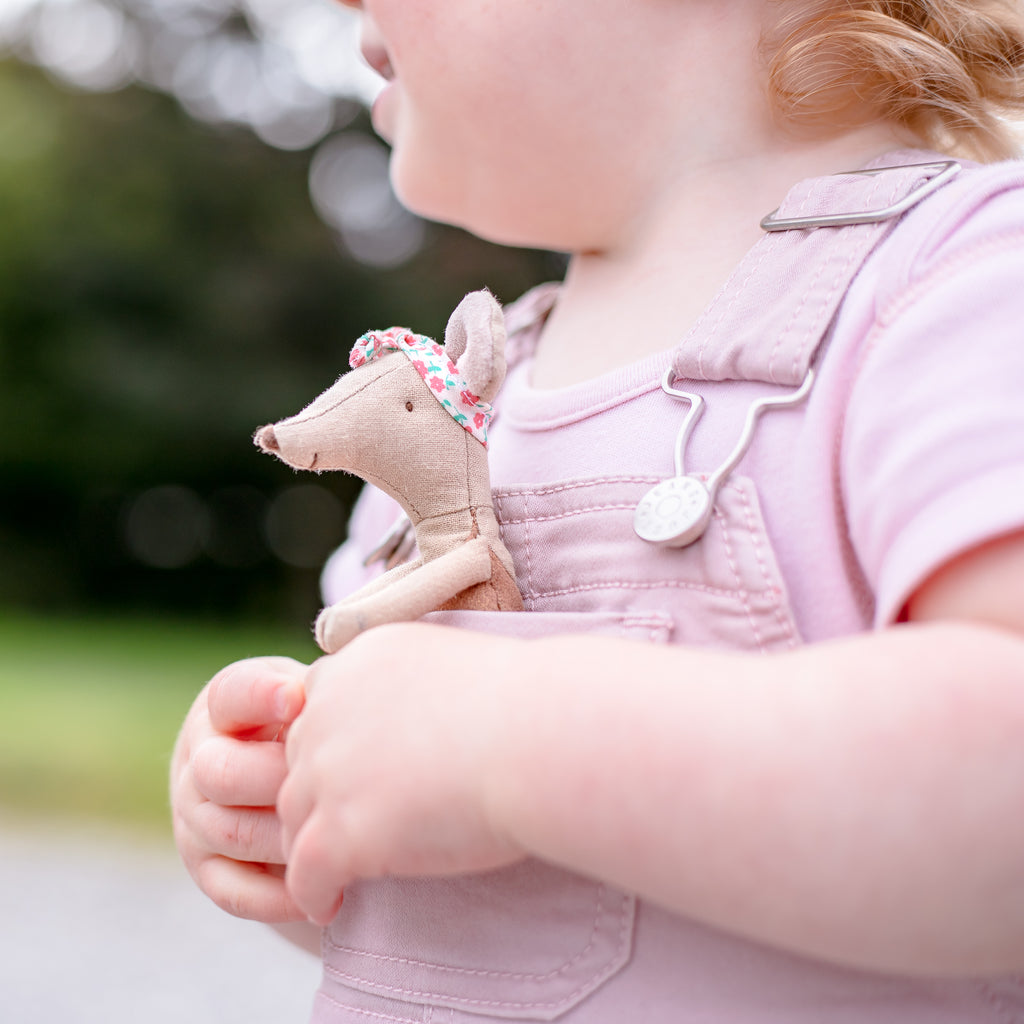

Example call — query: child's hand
[170,656,307,922]
[278,624,526,926]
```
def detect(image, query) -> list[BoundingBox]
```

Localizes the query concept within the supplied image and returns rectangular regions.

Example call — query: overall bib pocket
[490,475,801,653]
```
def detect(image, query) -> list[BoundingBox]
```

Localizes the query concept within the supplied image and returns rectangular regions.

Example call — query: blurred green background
[0,0,558,835]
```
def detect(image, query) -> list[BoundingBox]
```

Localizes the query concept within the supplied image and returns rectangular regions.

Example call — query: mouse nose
[254,425,279,452]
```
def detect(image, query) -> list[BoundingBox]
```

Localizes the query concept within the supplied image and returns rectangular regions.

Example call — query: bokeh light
[30,0,138,92]
[0,0,422,267]
[119,483,348,573]
[264,483,345,568]
[309,132,425,268]
[123,484,210,569]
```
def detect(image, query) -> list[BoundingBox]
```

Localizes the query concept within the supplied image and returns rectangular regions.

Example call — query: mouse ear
[443,290,507,404]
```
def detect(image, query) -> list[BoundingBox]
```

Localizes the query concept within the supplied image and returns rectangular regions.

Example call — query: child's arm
[279,528,1024,975]
[170,657,321,953]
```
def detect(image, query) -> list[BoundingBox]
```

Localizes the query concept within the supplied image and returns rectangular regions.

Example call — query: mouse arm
[315,537,494,653]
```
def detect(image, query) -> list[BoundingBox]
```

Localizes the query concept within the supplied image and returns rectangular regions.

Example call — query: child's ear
[443,290,507,403]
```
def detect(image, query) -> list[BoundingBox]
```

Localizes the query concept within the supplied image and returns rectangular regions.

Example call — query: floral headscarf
[350,327,493,447]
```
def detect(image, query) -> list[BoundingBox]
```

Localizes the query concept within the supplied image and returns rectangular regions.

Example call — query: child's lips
[360,40,395,82]
[363,41,396,139]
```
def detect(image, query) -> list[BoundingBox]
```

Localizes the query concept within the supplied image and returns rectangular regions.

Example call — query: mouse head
[254,290,507,516]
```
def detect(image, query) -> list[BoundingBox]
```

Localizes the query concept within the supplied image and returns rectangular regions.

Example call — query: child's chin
[388,168,463,230]
[391,165,561,251]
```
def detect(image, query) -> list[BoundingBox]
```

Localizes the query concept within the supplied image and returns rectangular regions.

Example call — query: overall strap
[670,153,961,386]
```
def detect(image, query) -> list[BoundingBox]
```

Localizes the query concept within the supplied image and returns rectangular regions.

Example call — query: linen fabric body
[315,154,1024,1023]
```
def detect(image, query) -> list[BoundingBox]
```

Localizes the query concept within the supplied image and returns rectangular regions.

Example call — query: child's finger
[196,856,307,923]
[191,735,288,807]
[285,815,351,926]
[276,754,318,858]
[191,802,288,866]
[207,657,306,735]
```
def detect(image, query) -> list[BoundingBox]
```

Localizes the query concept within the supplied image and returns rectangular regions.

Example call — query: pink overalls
[311,154,1024,1023]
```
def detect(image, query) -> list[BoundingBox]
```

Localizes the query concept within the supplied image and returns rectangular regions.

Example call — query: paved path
[0,818,321,1023]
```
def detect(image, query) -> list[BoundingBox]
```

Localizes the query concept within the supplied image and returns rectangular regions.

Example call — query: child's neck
[530,127,913,390]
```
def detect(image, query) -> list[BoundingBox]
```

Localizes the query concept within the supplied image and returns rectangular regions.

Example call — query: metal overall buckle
[760,160,960,231]
[635,159,961,549]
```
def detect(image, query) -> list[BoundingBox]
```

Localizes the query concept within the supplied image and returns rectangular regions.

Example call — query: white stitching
[314,991,423,1023]
[494,476,661,500]
[501,502,647,524]
[324,885,621,984]
[767,172,907,384]
[713,503,765,650]
[323,892,634,1012]
[522,488,534,611]
[737,483,799,650]
[692,235,778,379]
[521,578,752,601]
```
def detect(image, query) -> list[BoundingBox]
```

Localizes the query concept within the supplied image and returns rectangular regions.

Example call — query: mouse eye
[405,401,414,412]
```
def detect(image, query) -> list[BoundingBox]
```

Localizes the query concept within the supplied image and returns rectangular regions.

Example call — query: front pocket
[322,863,634,1022]
[319,608,661,1022]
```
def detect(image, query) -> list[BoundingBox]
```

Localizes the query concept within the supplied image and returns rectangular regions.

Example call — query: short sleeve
[841,181,1024,626]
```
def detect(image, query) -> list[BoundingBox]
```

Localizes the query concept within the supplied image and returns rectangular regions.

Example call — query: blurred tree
[0,59,558,623]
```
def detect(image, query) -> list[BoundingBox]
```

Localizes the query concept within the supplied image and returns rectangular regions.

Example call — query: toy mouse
[254,289,523,654]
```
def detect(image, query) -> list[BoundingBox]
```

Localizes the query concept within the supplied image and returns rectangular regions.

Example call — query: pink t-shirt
[316,157,1024,1022]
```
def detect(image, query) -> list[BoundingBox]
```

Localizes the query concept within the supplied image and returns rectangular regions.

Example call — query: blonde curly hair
[764,0,1024,160]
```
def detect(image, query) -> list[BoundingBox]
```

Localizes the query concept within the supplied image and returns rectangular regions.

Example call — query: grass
[0,611,318,835]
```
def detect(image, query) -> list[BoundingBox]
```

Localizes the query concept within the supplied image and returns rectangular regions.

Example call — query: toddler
[171,1,1024,1020]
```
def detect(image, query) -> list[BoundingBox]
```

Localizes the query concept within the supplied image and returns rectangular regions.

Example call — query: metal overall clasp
[633,370,814,548]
